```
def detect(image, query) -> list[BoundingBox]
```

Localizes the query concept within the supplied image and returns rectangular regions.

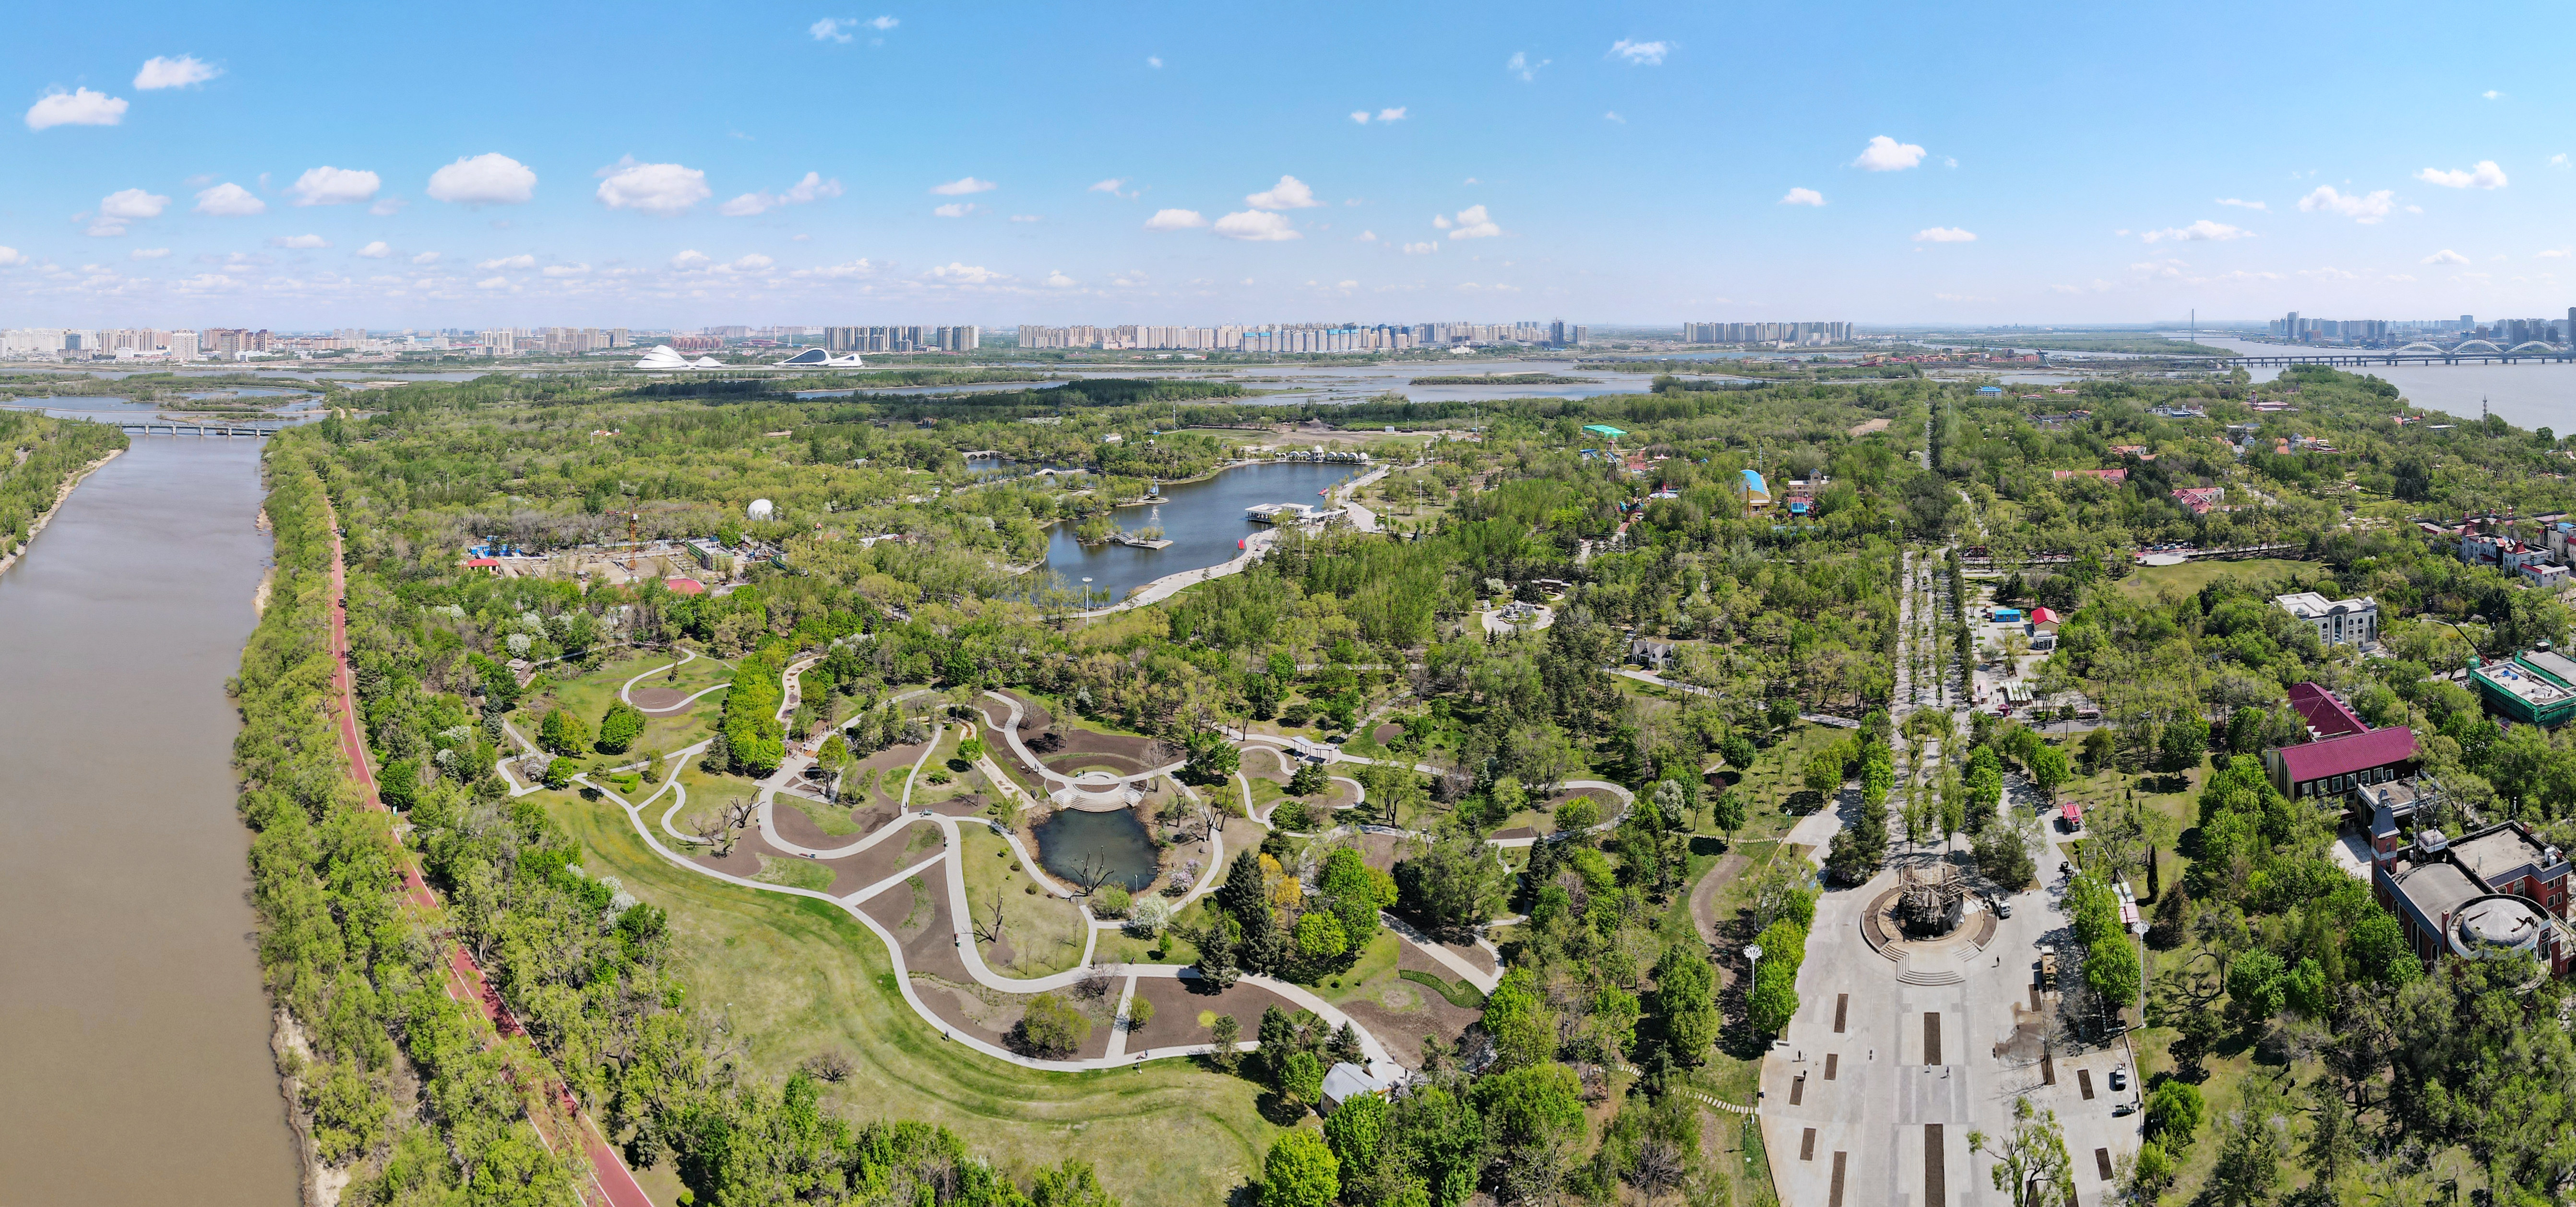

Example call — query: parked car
[2109,1066,2128,1092]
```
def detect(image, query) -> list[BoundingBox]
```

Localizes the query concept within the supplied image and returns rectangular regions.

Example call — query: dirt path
[1689,849,1748,948]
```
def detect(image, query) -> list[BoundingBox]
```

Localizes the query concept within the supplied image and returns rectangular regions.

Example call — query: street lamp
[1743,942,1764,1023]
[1081,576,1093,617]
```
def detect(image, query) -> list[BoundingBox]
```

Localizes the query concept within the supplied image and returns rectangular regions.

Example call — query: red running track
[321,510,654,1207]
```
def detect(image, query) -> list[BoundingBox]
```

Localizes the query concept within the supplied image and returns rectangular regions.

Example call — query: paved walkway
[620,647,731,713]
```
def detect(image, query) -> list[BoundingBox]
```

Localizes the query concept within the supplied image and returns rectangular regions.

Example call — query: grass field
[2116,557,2317,601]
[961,827,1090,979]
[544,791,1281,1207]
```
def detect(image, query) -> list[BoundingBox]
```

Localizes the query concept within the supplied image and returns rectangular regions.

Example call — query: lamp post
[1081,576,1093,619]
[2130,921,2150,1037]
[1743,942,1764,1030]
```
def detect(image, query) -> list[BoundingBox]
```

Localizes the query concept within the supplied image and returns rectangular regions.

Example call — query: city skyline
[8,0,2576,328]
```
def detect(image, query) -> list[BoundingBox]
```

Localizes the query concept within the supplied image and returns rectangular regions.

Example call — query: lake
[1029,808,1162,892]
[2190,336,2576,434]
[1035,460,1359,604]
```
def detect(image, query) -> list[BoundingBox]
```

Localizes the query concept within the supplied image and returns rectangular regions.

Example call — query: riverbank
[0,446,123,579]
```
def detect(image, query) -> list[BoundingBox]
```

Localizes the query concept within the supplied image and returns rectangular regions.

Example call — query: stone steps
[1896,965,1965,987]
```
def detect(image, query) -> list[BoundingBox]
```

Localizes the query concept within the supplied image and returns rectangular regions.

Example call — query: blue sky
[6,0,2576,330]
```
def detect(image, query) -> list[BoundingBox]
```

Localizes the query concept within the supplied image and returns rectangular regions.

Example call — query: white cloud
[1609,39,1670,65]
[870,15,897,29]
[25,88,127,130]
[1505,51,1547,82]
[2215,197,2266,210]
[1089,178,1134,198]
[2540,248,2571,259]
[191,182,265,215]
[2140,220,2251,243]
[369,196,406,216]
[1853,135,1927,171]
[0,247,30,267]
[1350,111,1371,124]
[475,276,511,290]
[2415,160,2508,189]
[267,234,329,248]
[1913,226,1977,242]
[478,253,537,270]
[933,201,978,217]
[134,55,220,89]
[1446,204,1501,239]
[99,188,170,220]
[810,17,853,41]
[2297,185,2396,223]
[1944,157,1958,168]
[427,153,537,205]
[285,166,381,206]
[357,240,392,259]
[1402,241,1436,255]
[1044,269,1077,288]
[1779,187,1825,206]
[669,249,712,271]
[595,157,710,215]
[1432,214,1450,229]
[1147,56,1162,68]
[2553,154,2572,169]
[791,258,876,280]
[1357,230,1376,242]
[542,262,589,276]
[1376,107,1406,122]
[1213,211,1300,241]
[411,251,440,265]
[722,253,774,272]
[927,262,1004,284]
[1145,208,1206,230]
[86,222,128,237]
[130,247,170,260]
[1604,111,1625,123]
[930,176,997,195]
[719,170,843,215]
[1245,175,1321,210]
[2483,89,2502,100]
[2422,248,2469,265]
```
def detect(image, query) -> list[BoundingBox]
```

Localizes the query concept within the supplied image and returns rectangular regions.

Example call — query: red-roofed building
[2027,606,2063,631]
[463,557,502,573]
[2287,682,2368,739]
[662,577,706,595]
[2265,726,2418,803]
[2051,468,2128,483]
[2172,486,2226,515]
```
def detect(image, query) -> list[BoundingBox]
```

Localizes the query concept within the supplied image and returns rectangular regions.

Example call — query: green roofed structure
[1581,423,1627,439]
[2471,650,2576,727]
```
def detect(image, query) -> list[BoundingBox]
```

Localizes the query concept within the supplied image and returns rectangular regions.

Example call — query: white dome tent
[746,498,775,521]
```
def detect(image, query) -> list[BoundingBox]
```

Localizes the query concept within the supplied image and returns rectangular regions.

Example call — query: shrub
[1553,795,1601,832]
[1123,994,1154,1031]
[1015,993,1091,1056]
[1125,896,1173,937]
[1095,885,1131,917]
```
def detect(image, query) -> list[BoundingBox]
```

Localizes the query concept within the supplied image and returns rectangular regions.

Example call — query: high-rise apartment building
[1681,321,1851,345]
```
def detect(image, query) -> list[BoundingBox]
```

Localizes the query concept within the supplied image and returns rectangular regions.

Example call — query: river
[2187,336,2576,434]
[1036,460,1360,604]
[0,438,299,1202]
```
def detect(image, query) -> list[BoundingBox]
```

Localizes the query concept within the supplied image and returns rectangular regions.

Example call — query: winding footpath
[319,499,652,1207]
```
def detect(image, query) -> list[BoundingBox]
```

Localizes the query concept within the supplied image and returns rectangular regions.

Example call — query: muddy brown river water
[0,438,299,1203]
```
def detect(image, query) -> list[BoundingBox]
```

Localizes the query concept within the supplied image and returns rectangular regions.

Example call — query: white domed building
[747,498,775,522]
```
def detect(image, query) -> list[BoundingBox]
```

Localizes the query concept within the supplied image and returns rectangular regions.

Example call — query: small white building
[2274,591,2378,647]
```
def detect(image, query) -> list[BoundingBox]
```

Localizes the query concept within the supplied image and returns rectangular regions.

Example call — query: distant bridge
[117,418,294,437]
[2182,349,2576,368]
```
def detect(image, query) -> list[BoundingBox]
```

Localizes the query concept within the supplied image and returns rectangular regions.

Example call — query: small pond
[1029,807,1161,891]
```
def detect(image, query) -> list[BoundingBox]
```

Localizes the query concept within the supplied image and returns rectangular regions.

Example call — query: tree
[538,707,590,755]
[1718,731,1757,772]
[1748,961,1799,1036]
[1710,789,1746,844]
[1287,761,1329,796]
[595,701,644,754]
[1207,1013,1243,1073]
[1472,1063,1587,1205]
[1969,1097,2075,1207]
[1479,969,1558,1070]
[1260,1130,1340,1207]
[1802,746,1844,799]
[1029,1160,1119,1207]
[1016,993,1092,1057]
[2208,1099,2284,1207]
[2144,1080,2205,1153]
[2026,744,2071,798]
[1295,911,1349,961]
[1393,833,1510,933]
[1651,943,1717,1065]
[1185,729,1240,783]
[542,756,576,790]
[1280,1050,1326,1109]
[1323,1090,1389,1193]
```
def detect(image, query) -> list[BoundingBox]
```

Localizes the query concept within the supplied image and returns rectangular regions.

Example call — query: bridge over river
[114,418,295,437]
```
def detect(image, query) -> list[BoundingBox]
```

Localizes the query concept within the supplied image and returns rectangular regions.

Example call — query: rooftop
[2287,682,2368,739]
[2391,858,2484,923]
[2273,725,2417,781]
[2452,824,2564,887]
[2473,656,2576,709]
[2274,591,2375,619]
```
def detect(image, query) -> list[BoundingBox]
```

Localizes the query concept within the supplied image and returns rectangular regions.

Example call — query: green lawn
[961,827,1090,979]
[544,791,1280,1207]
[753,853,836,891]
[2116,557,2316,601]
